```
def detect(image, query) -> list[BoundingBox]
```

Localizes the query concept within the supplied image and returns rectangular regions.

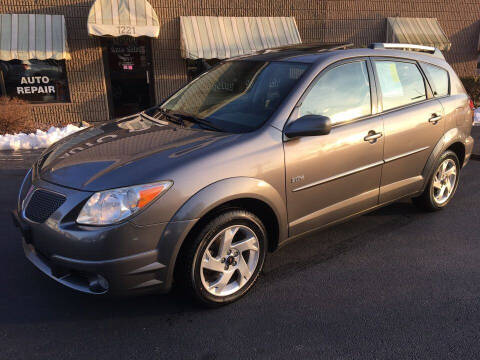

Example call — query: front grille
[25,189,66,223]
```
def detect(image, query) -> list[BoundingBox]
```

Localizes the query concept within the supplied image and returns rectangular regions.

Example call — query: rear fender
[421,127,468,191]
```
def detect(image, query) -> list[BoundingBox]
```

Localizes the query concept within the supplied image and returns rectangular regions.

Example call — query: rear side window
[298,61,371,125]
[422,63,449,97]
[374,61,426,111]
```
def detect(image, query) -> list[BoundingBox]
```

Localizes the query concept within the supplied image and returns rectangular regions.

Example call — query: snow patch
[475,108,480,126]
[0,124,84,151]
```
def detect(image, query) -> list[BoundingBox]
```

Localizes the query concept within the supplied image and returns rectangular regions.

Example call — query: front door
[284,59,384,237]
[371,59,445,203]
[104,37,154,118]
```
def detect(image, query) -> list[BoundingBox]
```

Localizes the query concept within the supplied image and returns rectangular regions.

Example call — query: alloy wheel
[432,158,457,205]
[200,225,260,297]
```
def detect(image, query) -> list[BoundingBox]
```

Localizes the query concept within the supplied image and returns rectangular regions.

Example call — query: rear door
[372,58,444,203]
[284,59,384,237]
[421,62,472,139]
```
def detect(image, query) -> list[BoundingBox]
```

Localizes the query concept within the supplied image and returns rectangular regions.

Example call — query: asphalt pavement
[1,144,479,359]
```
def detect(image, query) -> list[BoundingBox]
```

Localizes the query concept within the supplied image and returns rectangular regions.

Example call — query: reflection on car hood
[38,114,233,191]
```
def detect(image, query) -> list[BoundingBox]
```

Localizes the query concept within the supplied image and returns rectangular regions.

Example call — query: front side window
[0,59,70,103]
[161,60,310,132]
[422,63,449,97]
[298,61,372,125]
[374,60,426,111]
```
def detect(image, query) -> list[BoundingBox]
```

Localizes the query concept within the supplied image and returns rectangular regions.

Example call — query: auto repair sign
[17,76,55,95]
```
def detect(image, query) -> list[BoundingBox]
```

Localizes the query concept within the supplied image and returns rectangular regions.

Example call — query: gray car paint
[14,46,474,295]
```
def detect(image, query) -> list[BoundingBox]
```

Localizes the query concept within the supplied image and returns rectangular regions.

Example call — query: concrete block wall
[1,0,479,127]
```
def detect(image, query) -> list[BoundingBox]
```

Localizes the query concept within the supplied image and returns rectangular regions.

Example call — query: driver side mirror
[284,114,332,139]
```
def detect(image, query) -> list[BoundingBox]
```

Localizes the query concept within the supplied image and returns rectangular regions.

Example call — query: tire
[176,210,267,307]
[412,150,460,211]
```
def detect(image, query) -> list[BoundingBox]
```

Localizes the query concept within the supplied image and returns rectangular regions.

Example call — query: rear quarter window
[422,63,450,97]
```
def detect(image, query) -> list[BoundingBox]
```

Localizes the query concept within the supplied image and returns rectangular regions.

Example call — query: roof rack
[229,42,354,60]
[258,42,354,54]
[322,43,354,52]
[368,43,445,59]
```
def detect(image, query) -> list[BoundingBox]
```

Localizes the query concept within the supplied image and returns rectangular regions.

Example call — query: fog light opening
[88,275,109,293]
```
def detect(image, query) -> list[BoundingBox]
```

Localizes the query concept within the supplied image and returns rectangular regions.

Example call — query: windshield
[160,60,310,132]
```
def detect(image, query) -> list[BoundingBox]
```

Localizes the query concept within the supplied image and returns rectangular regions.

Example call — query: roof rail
[368,43,445,59]
[260,41,354,53]
[322,43,354,52]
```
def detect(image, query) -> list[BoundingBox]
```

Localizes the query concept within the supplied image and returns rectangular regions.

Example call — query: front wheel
[176,210,267,306]
[412,150,460,211]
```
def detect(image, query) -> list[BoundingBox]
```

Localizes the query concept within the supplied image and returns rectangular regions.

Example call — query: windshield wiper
[154,108,185,126]
[172,111,224,132]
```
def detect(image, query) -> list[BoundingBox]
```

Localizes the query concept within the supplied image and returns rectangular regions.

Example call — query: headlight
[77,181,172,225]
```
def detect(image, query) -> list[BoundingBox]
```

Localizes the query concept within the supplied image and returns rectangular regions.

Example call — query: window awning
[386,17,451,51]
[0,14,70,61]
[87,0,160,38]
[180,16,302,60]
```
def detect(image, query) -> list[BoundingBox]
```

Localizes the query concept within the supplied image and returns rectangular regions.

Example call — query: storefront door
[103,37,154,118]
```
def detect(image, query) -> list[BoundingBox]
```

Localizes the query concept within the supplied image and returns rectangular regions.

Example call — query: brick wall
[1,0,479,127]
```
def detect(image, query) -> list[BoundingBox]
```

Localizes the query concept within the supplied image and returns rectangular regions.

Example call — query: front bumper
[12,177,197,296]
[12,209,171,295]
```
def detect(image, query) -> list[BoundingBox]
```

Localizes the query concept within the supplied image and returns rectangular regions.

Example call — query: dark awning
[386,17,451,51]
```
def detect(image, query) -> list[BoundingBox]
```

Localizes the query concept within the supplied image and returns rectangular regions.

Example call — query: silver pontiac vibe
[13,43,474,306]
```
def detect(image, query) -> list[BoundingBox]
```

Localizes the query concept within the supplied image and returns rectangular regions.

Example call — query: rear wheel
[176,210,267,306]
[412,150,460,211]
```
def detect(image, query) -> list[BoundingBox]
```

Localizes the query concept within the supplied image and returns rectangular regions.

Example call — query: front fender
[173,177,287,226]
[157,177,288,291]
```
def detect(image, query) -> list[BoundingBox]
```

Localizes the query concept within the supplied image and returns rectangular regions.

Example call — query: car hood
[37,114,235,191]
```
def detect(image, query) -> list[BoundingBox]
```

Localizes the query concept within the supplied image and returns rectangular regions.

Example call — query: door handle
[429,114,442,124]
[364,131,383,143]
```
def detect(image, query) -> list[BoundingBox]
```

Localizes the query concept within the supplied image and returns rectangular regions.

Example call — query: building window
[0,59,70,103]
[186,59,221,81]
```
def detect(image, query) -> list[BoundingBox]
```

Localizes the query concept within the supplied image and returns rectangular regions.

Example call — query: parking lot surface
[1,146,479,359]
